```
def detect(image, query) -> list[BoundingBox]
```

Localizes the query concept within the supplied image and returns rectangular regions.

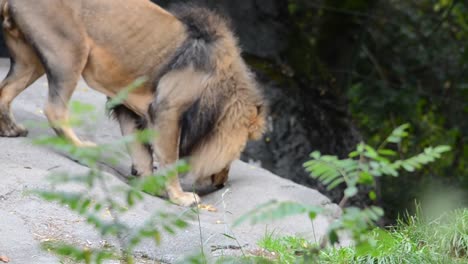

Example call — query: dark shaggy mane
[178,97,221,157]
[149,4,236,158]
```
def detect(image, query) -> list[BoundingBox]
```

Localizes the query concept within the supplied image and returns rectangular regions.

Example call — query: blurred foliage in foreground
[32,101,193,264]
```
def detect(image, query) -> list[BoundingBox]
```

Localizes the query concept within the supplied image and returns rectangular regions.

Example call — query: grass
[258,232,313,263]
[429,209,466,258]
[248,208,467,264]
[319,229,456,264]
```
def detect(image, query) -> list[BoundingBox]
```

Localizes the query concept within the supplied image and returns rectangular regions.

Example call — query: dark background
[1,0,466,222]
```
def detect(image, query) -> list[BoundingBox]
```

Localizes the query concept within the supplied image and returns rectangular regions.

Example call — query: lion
[0,0,266,206]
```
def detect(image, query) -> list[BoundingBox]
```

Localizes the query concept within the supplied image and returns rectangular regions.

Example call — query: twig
[345,0,380,90]
[311,221,318,244]
[361,44,389,89]
[220,189,246,257]
[193,190,206,262]
[95,165,131,263]
[426,0,459,38]
[338,196,349,208]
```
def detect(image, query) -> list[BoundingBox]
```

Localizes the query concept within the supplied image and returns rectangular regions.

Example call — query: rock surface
[0,57,343,263]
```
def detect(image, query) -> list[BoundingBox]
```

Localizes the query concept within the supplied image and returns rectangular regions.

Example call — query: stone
[0,59,347,263]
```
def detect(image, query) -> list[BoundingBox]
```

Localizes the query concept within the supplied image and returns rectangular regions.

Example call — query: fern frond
[234,201,323,227]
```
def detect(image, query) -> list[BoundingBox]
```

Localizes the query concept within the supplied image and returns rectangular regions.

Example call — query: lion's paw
[0,122,28,137]
[170,192,200,207]
[76,140,97,148]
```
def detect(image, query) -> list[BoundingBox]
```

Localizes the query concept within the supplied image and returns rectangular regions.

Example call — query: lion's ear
[248,104,267,140]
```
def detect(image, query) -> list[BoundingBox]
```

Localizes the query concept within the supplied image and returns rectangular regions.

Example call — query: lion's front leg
[151,107,200,207]
[112,104,153,177]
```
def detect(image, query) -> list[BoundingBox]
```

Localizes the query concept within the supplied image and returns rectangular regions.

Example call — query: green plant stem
[194,193,206,262]
[95,166,130,263]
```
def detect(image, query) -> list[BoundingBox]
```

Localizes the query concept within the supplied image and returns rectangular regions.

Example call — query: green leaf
[385,123,410,144]
[94,203,103,212]
[328,230,340,245]
[223,233,237,240]
[402,162,415,172]
[355,240,375,257]
[134,129,158,144]
[163,225,175,234]
[105,77,147,111]
[377,149,397,156]
[34,191,96,215]
[174,219,188,229]
[70,101,96,115]
[434,145,451,153]
[42,241,116,263]
[364,145,379,159]
[233,201,322,227]
[309,151,321,159]
[126,189,143,207]
[358,171,374,185]
[134,174,168,196]
[309,211,318,220]
[327,177,345,190]
[370,206,384,218]
[345,186,358,198]
[357,143,365,153]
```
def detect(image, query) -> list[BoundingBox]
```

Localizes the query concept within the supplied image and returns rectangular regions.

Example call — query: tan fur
[0,0,266,206]
[211,167,230,189]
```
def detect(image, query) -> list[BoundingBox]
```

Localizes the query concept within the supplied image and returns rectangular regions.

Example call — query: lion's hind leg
[0,59,44,137]
[0,21,44,137]
[6,0,93,146]
[41,45,92,147]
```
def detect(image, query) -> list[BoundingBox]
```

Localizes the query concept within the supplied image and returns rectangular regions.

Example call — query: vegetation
[255,208,467,264]
[237,124,449,242]
[281,0,468,219]
[32,100,193,264]
[31,94,462,264]
[13,0,466,262]
[257,234,311,263]
[233,124,460,263]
